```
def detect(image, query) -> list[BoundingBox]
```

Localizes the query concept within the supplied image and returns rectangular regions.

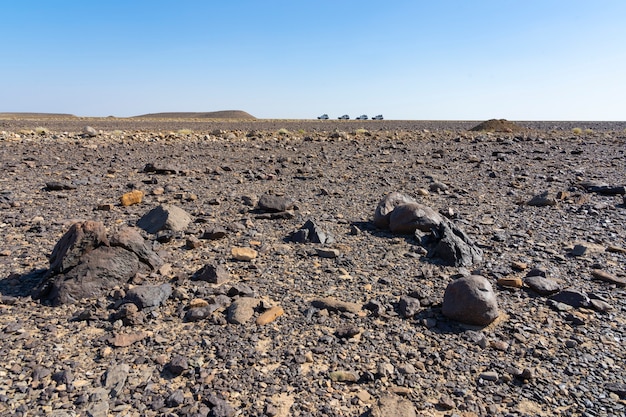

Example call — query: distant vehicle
[317,114,329,120]
[372,114,384,120]
[338,114,350,120]
[356,115,368,120]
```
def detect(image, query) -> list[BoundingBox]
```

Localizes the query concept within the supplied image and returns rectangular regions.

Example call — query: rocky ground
[0,118,625,417]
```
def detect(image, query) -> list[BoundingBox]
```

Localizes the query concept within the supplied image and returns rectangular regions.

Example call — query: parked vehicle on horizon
[356,115,368,120]
[371,114,383,120]
[317,114,329,119]
[338,114,350,120]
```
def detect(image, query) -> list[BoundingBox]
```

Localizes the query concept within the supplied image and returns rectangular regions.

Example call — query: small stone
[256,306,284,325]
[124,284,172,309]
[104,364,130,398]
[398,295,421,318]
[316,248,340,258]
[97,203,115,211]
[356,389,371,402]
[511,261,527,271]
[165,355,188,376]
[200,226,228,240]
[526,268,547,278]
[549,289,590,308]
[524,275,561,295]
[120,190,144,206]
[606,383,626,400]
[137,204,192,234]
[607,245,626,254]
[329,371,358,383]
[311,297,362,314]
[185,236,202,249]
[527,191,557,207]
[206,395,236,417]
[166,390,185,407]
[429,181,448,192]
[589,298,613,312]
[591,269,626,286]
[189,298,209,308]
[479,371,499,381]
[83,126,98,137]
[438,396,455,410]
[231,247,258,261]
[257,194,294,212]
[192,263,229,284]
[497,277,523,288]
[490,340,509,351]
[335,326,361,339]
[108,331,151,347]
[227,297,260,324]
[570,244,587,257]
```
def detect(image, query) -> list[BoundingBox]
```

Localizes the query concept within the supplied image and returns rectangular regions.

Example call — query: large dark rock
[35,221,167,305]
[136,204,192,234]
[388,202,443,234]
[373,192,416,229]
[44,246,140,305]
[49,221,109,274]
[428,220,483,267]
[442,275,499,326]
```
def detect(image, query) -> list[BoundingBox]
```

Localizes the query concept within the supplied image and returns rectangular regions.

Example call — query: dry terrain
[0,116,625,417]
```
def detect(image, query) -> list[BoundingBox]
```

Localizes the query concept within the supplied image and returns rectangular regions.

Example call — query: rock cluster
[374,192,483,267]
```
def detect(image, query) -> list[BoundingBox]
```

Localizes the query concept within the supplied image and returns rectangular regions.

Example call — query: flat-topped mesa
[133,110,256,119]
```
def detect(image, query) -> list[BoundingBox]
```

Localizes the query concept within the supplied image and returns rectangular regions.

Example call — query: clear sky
[2,1,625,120]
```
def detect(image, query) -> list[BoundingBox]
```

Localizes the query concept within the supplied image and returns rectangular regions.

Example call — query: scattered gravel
[0,118,625,416]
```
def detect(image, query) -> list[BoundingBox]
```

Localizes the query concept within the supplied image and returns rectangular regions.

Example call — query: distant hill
[134,110,256,119]
[0,112,77,118]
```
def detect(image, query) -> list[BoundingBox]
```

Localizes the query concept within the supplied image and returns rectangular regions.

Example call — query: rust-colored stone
[256,306,284,325]
[120,190,144,206]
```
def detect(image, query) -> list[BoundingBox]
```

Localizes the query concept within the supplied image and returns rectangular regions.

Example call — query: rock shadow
[0,268,48,299]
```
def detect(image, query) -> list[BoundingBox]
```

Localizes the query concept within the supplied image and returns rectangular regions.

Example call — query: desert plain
[0,114,625,417]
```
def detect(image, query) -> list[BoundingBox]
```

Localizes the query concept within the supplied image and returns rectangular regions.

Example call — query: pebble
[329,371,359,383]
[119,190,143,206]
[231,246,258,261]
[316,248,341,258]
[479,371,499,381]
[591,269,626,286]
[256,306,284,325]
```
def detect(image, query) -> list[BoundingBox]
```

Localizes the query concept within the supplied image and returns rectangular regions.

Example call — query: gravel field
[0,117,625,417]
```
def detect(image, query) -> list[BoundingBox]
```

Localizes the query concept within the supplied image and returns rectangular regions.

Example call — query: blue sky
[2,1,625,120]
